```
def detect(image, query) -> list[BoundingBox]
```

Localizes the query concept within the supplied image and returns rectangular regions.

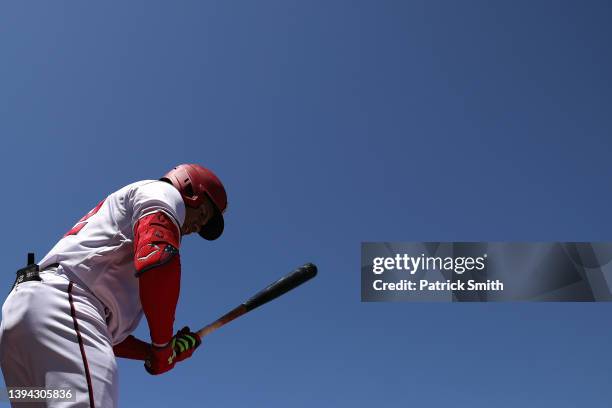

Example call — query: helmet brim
[198,210,224,241]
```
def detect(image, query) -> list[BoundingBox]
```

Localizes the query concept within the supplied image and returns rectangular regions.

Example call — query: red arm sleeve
[113,335,151,360]
[139,256,181,345]
[133,211,182,346]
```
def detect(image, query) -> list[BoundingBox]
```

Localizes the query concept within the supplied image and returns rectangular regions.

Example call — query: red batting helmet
[162,164,227,240]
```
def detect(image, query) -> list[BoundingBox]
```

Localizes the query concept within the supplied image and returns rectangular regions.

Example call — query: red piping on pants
[68,281,96,408]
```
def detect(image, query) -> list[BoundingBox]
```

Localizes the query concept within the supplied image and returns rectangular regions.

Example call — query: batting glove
[144,342,176,375]
[173,326,202,363]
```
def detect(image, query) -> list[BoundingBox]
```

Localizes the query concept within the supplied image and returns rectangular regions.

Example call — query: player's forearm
[113,335,151,360]
[139,257,181,345]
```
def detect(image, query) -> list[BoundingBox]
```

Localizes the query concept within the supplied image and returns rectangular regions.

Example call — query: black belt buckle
[12,253,41,291]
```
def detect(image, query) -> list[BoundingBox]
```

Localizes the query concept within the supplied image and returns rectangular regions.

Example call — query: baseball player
[0,164,228,407]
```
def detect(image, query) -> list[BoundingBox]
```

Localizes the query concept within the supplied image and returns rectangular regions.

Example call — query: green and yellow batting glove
[173,326,202,363]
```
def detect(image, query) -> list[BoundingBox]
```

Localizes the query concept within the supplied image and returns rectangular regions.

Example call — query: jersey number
[64,199,106,237]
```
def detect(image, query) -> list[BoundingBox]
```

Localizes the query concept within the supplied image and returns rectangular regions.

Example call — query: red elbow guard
[133,211,181,276]
[134,211,182,345]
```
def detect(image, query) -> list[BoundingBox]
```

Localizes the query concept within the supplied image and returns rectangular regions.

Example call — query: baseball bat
[196,263,317,339]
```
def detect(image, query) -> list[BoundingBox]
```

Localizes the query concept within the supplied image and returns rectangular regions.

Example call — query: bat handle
[195,304,249,340]
[196,323,218,340]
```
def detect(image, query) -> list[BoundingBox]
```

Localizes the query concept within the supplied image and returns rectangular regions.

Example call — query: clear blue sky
[1,1,612,406]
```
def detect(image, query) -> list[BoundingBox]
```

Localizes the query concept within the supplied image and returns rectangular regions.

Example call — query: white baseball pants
[0,270,118,407]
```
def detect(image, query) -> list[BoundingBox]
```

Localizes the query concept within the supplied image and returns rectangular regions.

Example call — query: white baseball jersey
[39,180,185,345]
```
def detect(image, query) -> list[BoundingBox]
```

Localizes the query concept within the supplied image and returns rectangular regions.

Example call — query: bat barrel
[243,263,317,311]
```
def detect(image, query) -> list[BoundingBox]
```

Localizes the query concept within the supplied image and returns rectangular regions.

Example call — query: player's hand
[144,327,201,374]
[173,326,202,363]
[144,343,176,375]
